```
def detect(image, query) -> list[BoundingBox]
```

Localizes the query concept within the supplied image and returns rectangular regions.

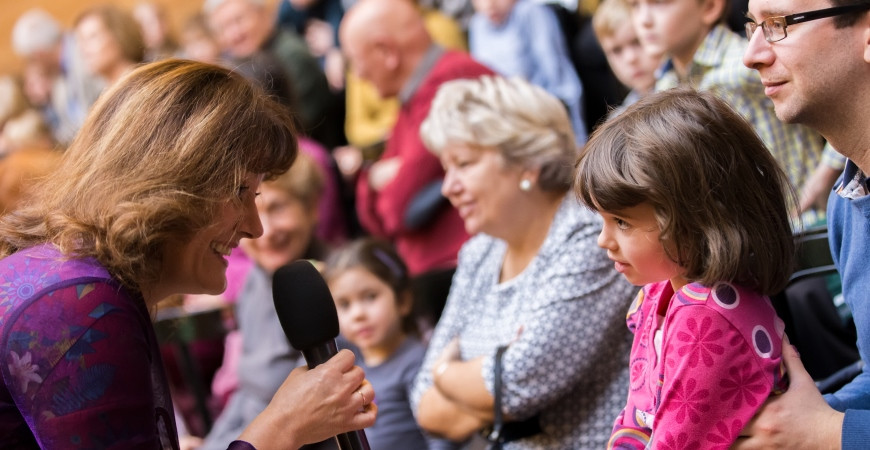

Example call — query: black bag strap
[489,345,510,450]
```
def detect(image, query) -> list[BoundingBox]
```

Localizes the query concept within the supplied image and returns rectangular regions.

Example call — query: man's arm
[734,337,844,450]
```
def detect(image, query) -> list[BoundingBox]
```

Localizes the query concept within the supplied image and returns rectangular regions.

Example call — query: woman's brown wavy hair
[0,59,298,293]
[575,88,796,295]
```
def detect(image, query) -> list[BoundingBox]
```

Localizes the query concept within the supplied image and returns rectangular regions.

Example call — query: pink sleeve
[609,408,651,449]
[652,307,773,449]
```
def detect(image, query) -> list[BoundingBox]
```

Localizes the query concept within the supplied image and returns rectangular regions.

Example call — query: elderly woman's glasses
[745,3,870,43]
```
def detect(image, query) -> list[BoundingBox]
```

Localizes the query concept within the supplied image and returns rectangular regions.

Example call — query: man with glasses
[737,1,870,449]
[629,0,827,224]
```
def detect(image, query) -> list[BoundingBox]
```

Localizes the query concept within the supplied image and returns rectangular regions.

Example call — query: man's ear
[701,0,728,28]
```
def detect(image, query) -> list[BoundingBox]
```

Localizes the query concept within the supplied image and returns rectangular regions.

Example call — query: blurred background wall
[0,0,279,75]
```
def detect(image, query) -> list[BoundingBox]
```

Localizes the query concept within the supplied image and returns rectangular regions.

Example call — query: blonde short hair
[12,9,62,57]
[420,75,576,192]
[592,0,632,40]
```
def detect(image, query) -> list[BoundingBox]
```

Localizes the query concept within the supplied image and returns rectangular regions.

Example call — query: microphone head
[272,260,340,351]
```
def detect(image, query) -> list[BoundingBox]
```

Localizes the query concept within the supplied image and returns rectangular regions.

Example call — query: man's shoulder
[430,50,494,80]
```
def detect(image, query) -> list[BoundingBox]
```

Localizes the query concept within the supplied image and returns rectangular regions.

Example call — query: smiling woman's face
[242,181,318,274]
[157,172,264,299]
[439,143,526,238]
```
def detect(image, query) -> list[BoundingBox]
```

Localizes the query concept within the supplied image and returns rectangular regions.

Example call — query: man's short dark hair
[831,0,870,27]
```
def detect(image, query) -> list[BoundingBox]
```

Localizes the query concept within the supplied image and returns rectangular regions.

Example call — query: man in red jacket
[340,0,494,329]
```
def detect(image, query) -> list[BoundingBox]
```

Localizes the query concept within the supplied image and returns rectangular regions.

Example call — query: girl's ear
[397,290,414,317]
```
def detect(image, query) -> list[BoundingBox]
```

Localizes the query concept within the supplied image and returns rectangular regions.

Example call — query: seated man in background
[339,0,494,331]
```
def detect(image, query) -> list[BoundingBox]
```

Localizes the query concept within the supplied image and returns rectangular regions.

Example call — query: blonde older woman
[411,76,635,448]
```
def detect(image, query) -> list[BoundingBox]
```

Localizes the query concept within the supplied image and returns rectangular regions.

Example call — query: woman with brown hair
[0,59,375,449]
[75,5,146,86]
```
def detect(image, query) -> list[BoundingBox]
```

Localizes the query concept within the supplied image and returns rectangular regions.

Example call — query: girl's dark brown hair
[575,88,796,295]
[323,238,418,336]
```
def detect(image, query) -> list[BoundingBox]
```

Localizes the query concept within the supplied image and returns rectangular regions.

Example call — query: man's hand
[733,336,843,449]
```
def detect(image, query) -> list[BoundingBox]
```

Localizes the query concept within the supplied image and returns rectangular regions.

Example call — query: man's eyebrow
[747,6,791,20]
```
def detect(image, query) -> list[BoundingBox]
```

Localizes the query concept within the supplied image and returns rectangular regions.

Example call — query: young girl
[575,88,795,449]
[324,238,452,450]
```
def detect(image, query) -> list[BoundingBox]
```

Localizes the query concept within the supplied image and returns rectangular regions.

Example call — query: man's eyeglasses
[745,3,870,43]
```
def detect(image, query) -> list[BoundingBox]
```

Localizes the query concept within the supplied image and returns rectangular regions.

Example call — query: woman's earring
[519,179,532,192]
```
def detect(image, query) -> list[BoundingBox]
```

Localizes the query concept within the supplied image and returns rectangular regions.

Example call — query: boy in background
[592,0,661,116]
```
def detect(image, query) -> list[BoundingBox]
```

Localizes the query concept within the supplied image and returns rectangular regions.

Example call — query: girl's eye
[615,218,630,230]
[363,291,378,301]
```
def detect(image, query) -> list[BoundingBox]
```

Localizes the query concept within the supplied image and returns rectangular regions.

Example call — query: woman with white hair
[410,75,635,448]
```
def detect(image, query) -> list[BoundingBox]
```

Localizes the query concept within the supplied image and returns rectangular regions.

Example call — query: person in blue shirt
[468,0,587,144]
[736,1,870,449]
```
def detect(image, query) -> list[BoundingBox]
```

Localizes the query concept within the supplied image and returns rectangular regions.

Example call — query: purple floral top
[0,244,179,449]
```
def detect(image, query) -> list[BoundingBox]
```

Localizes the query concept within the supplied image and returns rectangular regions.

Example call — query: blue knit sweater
[824,161,870,449]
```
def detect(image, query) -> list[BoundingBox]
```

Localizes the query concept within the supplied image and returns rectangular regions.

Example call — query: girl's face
[159,172,264,298]
[243,182,317,274]
[331,267,409,363]
[596,202,685,288]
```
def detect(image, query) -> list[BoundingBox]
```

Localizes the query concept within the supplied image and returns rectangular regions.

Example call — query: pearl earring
[519,179,532,192]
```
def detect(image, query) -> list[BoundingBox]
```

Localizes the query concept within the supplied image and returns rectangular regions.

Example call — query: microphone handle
[302,341,340,369]
[302,341,372,450]
[336,430,371,450]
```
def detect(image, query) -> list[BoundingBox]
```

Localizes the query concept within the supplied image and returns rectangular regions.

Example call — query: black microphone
[272,260,372,450]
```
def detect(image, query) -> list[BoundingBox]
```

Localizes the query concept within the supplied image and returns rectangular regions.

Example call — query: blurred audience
[12,8,103,146]
[468,0,587,143]
[276,0,346,90]
[74,5,146,86]
[339,0,494,330]
[179,13,224,64]
[204,0,342,149]
[133,1,180,62]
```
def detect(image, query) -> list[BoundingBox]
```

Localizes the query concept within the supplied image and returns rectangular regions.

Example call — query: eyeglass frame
[744,3,870,43]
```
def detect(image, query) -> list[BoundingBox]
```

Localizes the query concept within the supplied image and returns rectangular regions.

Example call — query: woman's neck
[500,192,564,282]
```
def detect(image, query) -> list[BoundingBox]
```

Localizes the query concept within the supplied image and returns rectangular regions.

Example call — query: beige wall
[0,0,278,76]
